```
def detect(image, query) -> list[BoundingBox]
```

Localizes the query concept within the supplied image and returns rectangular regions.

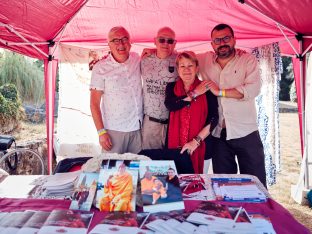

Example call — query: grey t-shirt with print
[141,53,178,120]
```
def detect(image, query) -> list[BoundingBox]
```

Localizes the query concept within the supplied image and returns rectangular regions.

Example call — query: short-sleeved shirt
[141,53,178,120]
[197,50,261,140]
[90,52,143,132]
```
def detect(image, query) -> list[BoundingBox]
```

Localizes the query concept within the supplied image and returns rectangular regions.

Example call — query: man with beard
[195,24,266,187]
[90,26,143,154]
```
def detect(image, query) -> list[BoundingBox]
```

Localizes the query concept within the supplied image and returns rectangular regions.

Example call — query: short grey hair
[108,26,130,41]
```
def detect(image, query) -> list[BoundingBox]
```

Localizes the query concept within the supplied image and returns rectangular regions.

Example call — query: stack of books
[211,177,267,202]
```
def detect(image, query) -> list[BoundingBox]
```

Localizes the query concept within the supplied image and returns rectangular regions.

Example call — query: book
[1,210,35,234]
[211,177,267,202]
[17,211,50,234]
[95,160,139,212]
[69,172,99,211]
[37,210,93,234]
[178,174,213,200]
[139,160,184,213]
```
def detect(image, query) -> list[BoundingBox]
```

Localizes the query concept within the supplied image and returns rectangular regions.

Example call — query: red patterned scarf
[168,77,208,173]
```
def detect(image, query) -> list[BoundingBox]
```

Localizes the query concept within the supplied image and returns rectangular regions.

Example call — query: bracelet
[187,90,198,100]
[193,135,203,146]
[222,89,226,97]
[97,128,107,136]
[218,90,222,97]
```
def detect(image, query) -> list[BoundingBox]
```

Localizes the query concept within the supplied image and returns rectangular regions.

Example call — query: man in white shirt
[90,26,143,154]
[196,24,266,187]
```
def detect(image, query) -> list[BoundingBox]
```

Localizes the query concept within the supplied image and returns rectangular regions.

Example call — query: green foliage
[0,84,23,124]
[290,80,297,102]
[279,57,294,101]
[0,51,44,103]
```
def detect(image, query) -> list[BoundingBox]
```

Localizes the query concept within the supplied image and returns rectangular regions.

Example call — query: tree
[279,57,294,101]
[0,51,44,104]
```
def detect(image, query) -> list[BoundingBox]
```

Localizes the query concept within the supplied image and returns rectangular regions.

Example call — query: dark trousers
[212,130,267,187]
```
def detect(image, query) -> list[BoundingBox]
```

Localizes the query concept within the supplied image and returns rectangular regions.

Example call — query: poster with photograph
[139,160,184,213]
[70,172,99,211]
[96,160,139,212]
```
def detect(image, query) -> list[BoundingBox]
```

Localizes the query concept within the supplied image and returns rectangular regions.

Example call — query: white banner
[55,44,109,162]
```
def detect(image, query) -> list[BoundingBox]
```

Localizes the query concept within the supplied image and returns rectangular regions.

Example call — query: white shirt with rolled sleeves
[90,52,143,132]
[197,50,261,140]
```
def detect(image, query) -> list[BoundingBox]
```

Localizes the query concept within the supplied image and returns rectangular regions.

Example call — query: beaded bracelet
[97,128,107,136]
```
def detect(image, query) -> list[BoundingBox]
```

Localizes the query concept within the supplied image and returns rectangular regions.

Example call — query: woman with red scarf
[165,51,218,174]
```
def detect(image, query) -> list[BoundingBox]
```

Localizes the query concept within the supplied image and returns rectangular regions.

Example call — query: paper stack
[42,171,80,197]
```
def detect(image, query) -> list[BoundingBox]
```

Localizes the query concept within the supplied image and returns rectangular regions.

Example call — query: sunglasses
[212,35,232,45]
[110,37,129,45]
[157,37,176,45]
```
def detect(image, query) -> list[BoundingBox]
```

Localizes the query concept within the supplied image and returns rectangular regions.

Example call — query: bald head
[155,26,176,59]
[157,27,176,38]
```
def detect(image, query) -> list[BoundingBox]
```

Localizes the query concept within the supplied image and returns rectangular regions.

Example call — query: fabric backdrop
[253,43,282,186]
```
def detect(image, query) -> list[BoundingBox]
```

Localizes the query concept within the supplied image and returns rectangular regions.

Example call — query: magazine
[178,174,213,200]
[89,224,154,234]
[187,201,234,227]
[89,211,150,233]
[249,213,276,234]
[0,212,25,232]
[95,160,139,212]
[17,211,50,234]
[69,172,99,211]
[37,210,93,234]
[139,160,184,213]
[97,211,148,227]
[141,209,191,233]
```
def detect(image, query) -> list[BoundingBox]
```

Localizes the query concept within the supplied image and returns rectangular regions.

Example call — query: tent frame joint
[48,40,55,47]
[295,34,303,42]
[238,0,245,4]
[296,54,304,61]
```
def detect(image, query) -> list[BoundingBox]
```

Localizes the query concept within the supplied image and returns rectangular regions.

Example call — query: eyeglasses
[110,37,129,45]
[157,37,176,45]
[212,36,232,45]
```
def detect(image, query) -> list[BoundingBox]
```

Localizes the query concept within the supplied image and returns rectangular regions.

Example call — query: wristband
[218,90,222,97]
[97,128,107,136]
[222,89,226,97]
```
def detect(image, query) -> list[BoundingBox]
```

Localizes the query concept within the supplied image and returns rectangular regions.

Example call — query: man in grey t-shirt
[141,27,178,149]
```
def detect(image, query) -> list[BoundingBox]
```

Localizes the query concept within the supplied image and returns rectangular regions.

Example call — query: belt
[149,116,168,124]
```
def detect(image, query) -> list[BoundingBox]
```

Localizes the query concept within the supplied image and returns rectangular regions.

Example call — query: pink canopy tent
[0,0,311,188]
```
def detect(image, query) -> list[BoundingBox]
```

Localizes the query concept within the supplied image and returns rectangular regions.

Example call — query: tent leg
[47,54,54,175]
